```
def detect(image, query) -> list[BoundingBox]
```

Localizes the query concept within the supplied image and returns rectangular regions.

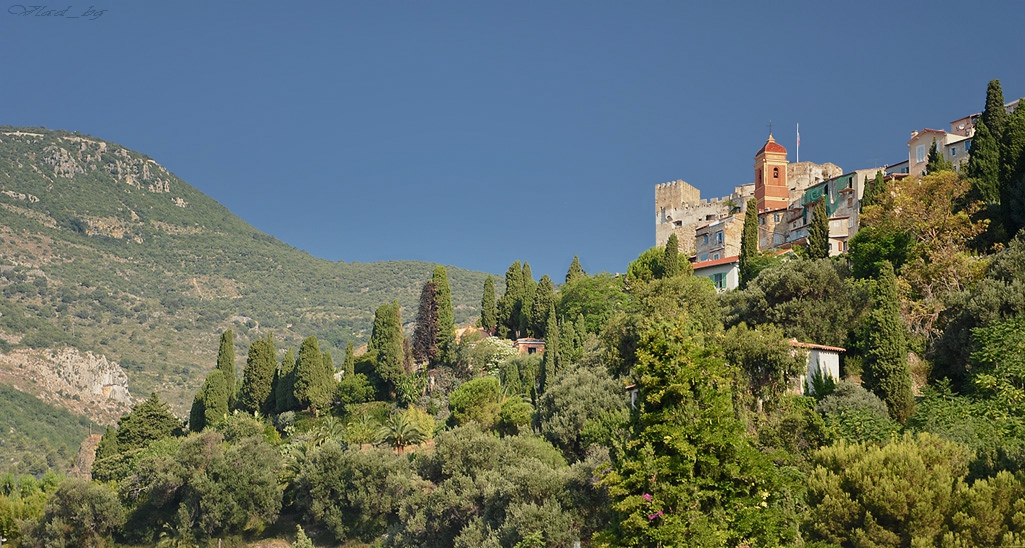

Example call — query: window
[965,139,971,150]
[703,235,709,244]
[716,232,723,244]
[712,272,726,290]
[950,146,957,157]
[713,253,720,260]
[916,145,926,163]
[760,217,765,225]
[773,167,779,179]
[773,213,781,222]
[699,253,708,261]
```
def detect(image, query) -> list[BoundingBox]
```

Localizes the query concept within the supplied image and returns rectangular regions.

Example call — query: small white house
[789,340,844,396]
[692,255,740,291]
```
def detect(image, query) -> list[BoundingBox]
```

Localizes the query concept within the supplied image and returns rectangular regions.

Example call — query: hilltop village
[657,97,1021,290]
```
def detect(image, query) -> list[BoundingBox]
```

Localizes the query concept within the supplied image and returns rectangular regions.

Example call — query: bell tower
[754,134,789,213]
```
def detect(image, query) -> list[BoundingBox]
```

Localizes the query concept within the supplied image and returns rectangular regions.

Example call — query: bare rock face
[43,145,84,178]
[0,347,133,424]
[49,347,132,404]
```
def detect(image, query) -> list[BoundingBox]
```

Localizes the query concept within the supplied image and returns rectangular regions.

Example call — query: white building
[789,340,844,396]
[692,255,739,291]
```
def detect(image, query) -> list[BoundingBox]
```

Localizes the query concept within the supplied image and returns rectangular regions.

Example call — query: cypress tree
[238,334,277,415]
[538,308,560,395]
[983,79,1008,139]
[294,336,332,412]
[566,255,586,284]
[739,198,759,287]
[861,171,885,209]
[413,280,439,365]
[189,392,205,433]
[1000,100,1025,239]
[862,262,914,424]
[216,330,236,408]
[662,233,681,277]
[926,140,954,174]
[530,275,557,338]
[432,266,455,363]
[94,426,119,460]
[192,370,229,432]
[519,263,537,338]
[808,200,830,259]
[497,261,524,339]
[203,369,229,428]
[275,348,298,413]
[369,300,405,394]
[343,340,355,373]
[966,117,1002,204]
[480,275,497,334]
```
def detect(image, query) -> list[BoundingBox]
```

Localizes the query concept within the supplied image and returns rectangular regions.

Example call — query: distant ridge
[0,126,497,411]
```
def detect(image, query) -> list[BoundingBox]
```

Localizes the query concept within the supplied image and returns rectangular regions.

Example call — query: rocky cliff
[0,346,132,424]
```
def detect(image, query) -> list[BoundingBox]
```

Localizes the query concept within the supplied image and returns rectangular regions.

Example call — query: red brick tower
[754,134,789,213]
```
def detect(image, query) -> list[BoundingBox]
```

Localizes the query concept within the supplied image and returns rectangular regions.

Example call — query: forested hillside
[0,126,496,410]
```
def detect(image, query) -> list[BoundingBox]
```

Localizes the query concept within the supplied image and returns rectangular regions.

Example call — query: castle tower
[754,134,789,213]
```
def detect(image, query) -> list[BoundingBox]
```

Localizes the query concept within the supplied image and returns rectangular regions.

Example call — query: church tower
[754,134,789,213]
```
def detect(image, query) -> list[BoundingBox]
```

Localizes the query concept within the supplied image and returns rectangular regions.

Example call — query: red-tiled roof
[789,339,846,352]
[692,255,740,270]
[757,135,787,155]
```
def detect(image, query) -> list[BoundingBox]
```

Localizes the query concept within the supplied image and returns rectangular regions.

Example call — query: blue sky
[2,1,1023,280]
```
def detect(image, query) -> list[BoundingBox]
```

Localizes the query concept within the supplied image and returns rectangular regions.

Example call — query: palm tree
[376,412,425,453]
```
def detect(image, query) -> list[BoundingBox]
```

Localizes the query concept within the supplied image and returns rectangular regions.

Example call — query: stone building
[654,136,840,258]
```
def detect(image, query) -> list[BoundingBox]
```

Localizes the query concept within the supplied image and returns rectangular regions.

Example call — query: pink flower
[647,510,663,520]
[642,493,652,502]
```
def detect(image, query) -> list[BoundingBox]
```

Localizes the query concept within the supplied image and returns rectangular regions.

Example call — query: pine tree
[275,348,298,413]
[565,255,586,284]
[238,334,277,415]
[538,308,560,395]
[432,266,455,363]
[413,280,439,365]
[480,275,497,334]
[862,262,914,424]
[530,275,557,338]
[662,234,681,277]
[739,198,759,287]
[808,200,830,259]
[497,261,524,339]
[519,263,537,337]
[216,330,236,408]
[343,341,355,373]
[294,336,332,412]
[369,300,405,394]
[926,140,954,174]
[115,393,181,451]
[1000,100,1025,239]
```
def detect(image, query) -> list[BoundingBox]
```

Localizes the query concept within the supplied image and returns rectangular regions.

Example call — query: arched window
[773,167,779,179]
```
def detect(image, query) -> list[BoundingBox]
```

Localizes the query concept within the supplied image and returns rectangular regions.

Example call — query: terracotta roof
[692,255,740,270]
[757,135,787,155]
[789,339,846,352]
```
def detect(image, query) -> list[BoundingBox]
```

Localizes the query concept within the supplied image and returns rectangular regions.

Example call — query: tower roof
[756,134,787,156]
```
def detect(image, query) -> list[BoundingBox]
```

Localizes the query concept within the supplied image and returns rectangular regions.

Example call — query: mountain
[0,126,497,414]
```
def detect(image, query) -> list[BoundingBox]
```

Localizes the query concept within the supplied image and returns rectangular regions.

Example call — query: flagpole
[797,123,800,163]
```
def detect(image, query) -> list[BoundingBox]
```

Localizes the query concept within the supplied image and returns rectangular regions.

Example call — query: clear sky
[2,2,1024,280]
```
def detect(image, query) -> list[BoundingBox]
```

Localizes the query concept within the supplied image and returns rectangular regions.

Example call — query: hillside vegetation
[0,126,496,410]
